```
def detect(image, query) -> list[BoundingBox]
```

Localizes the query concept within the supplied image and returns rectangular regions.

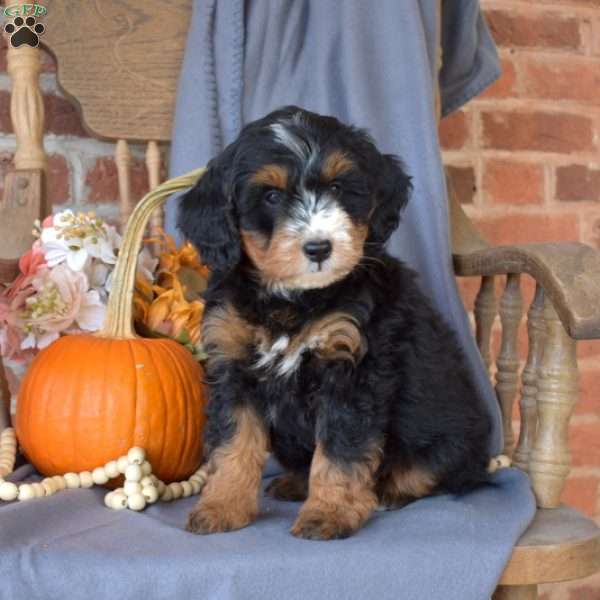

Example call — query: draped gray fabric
[0,3,536,599]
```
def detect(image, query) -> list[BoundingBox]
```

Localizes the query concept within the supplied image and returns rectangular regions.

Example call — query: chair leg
[492,584,538,600]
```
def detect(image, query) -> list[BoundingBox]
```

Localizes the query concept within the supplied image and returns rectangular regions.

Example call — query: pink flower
[5,247,46,302]
[21,265,106,350]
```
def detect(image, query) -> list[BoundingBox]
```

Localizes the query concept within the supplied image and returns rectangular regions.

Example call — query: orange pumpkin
[16,169,208,483]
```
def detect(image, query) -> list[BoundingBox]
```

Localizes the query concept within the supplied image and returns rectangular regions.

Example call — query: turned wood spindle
[474,276,497,375]
[115,139,133,230]
[529,299,578,508]
[6,20,46,171]
[513,284,545,472]
[145,141,162,253]
[495,274,523,456]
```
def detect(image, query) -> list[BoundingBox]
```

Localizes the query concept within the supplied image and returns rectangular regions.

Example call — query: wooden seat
[3,1,600,598]
[500,505,600,587]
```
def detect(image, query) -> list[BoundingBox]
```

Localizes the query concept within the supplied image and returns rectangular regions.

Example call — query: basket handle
[98,167,206,339]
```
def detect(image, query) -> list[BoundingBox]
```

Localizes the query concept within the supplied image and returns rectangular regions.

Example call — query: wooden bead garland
[0,426,209,511]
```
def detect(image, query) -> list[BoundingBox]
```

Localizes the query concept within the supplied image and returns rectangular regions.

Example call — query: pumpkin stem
[99,167,206,339]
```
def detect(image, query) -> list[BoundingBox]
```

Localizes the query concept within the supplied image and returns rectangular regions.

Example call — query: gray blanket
[1,2,535,599]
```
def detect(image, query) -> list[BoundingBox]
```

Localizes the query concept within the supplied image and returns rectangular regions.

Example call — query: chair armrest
[453,242,600,340]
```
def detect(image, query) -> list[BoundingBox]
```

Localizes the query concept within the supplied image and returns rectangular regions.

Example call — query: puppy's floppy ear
[369,154,412,245]
[178,143,240,273]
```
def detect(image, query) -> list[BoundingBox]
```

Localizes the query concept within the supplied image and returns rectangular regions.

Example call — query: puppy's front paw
[186,501,256,535]
[291,508,355,540]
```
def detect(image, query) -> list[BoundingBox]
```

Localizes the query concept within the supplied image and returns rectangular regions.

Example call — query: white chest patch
[252,333,311,378]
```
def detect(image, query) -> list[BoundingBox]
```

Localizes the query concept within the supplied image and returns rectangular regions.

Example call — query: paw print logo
[4,16,45,48]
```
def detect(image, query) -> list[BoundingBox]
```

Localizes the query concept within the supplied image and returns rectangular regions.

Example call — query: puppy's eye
[264,190,283,206]
[329,182,342,195]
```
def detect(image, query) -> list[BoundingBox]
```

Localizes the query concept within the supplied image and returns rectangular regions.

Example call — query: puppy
[179,106,492,540]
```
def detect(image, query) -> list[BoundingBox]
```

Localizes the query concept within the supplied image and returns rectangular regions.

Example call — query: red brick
[481,57,517,99]
[482,111,595,154]
[578,340,600,361]
[576,367,600,415]
[474,213,579,246]
[44,95,88,137]
[485,9,582,51]
[446,165,476,204]
[523,58,600,105]
[84,157,151,204]
[439,110,470,150]
[483,160,544,205]
[47,154,70,206]
[561,476,599,516]
[568,582,600,600]
[569,423,600,468]
[557,165,600,203]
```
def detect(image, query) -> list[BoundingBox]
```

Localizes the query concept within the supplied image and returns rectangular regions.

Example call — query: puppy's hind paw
[186,501,255,535]
[290,509,356,541]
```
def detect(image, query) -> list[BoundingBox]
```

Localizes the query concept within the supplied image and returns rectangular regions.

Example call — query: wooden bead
[127,447,146,465]
[64,472,80,488]
[31,482,45,497]
[140,476,154,488]
[104,460,120,478]
[110,491,128,510]
[168,482,183,499]
[117,456,129,474]
[156,480,166,495]
[181,481,193,497]
[52,475,66,490]
[92,467,109,485]
[18,484,35,501]
[104,491,115,508]
[497,455,512,469]
[141,461,152,476]
[142,485,158,504]
[125,464,142,482]
[41,479,57,495]
[124,481,142,496]
[79,471,93,488]
[160,487,173,502]
[189,480,202,495]
[127,493,146,511]
[0,481,18,501]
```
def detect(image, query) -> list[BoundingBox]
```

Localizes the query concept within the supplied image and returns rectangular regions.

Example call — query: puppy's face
[179,107,411,294]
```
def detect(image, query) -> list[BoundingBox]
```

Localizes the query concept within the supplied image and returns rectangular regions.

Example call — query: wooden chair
[2,2,600,598]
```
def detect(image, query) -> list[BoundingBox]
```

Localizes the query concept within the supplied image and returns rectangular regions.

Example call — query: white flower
[41,227,88,271]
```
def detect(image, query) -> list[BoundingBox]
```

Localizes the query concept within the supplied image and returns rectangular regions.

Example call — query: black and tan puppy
[179,106,492,540]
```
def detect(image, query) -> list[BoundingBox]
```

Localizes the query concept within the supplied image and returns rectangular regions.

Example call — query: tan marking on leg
[187,407,269,534]
[376,465,437,509]
[321,151,355,182]
[291,444,381,540]
[202,303,256,367]
[250,164,288,190]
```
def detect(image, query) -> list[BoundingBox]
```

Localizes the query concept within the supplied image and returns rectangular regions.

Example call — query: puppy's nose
[303,239,332,262]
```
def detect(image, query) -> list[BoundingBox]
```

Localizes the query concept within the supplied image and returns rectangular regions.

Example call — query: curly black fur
[179,107,492,537]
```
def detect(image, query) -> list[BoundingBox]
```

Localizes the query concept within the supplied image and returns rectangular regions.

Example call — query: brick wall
[444,1,600,598]
[1,1,600,597]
